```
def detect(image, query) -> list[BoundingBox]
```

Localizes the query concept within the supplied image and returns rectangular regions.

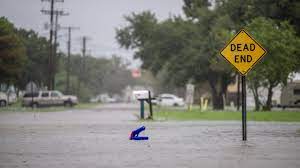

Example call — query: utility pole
[78,36,90,95]
[82,36,86,76]
[41,9,68,89]
[60,26,79,94]
[53,10,69,88]
[41,0,64,90]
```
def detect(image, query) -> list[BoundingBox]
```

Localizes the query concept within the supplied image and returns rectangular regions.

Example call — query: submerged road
[0,103,300,168]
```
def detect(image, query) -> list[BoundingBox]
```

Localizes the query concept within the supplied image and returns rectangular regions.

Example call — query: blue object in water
[131,136,149,140]
[130,126,149,140]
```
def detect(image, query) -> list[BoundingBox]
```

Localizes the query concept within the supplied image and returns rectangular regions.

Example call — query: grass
[0,102,100,113]
[153,107,300,122]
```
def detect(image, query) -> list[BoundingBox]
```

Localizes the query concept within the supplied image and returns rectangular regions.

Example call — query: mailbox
[133,90,149,100]
[133,90,153,120]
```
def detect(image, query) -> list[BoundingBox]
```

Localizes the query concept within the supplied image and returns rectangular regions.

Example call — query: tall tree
[220,0,300,34]
[117,3,236,109]
[15,28,49,89]
[0,17,26,85]
[246,17,300,110]
[182,0,236,109]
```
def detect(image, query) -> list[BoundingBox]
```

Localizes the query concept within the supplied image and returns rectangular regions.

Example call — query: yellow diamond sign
[220,29,267,75]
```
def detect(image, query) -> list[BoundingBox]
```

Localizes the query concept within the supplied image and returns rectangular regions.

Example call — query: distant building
[280,81,300,107]
[226,73,300,108]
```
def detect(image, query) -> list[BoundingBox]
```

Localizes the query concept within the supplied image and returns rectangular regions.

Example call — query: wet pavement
[0,103,300,168]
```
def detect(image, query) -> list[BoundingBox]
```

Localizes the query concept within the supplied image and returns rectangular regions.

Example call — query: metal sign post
[140,100,144,119]
[148,91,153,119]
[220,29,267,141]
[241,75,247,141]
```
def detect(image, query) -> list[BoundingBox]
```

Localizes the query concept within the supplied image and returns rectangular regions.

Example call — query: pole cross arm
[41,9,69,16]
[41,0,64,2]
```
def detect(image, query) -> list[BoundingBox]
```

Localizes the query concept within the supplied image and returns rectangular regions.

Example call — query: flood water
[0,104,299,168]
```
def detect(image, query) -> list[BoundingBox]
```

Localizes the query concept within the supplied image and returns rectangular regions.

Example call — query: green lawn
[154,108,300,122]
[0,102,100,113]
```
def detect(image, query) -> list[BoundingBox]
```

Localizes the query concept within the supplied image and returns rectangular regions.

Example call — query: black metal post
[31,81,34,109]
[148,91,153,119]
[241,75,247,141]
[237,74,240,111]
[140,100,144,119]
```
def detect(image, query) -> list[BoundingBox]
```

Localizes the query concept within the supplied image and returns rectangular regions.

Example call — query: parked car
[106,97,117,103]
[151,97,158,105]
[89,96,100,103]
[22,90,78,107]
[157,94,185,107]
[0,92,17,107]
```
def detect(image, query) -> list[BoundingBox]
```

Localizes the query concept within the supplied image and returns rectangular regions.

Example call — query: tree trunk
[16,87,20,98]
[248,76,261,111]
[250,85,260,111]
[263,85,274,111]
[212,92,224,110]
[209,80,224,110]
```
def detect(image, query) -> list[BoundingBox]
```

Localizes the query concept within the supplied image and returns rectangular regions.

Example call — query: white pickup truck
[0,92,17,107]
[22,90,78,108]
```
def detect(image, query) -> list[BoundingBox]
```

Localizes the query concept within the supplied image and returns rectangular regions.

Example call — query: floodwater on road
[0,103,300,168]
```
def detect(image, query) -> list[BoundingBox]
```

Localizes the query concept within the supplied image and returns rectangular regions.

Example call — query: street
[0,103,300,168]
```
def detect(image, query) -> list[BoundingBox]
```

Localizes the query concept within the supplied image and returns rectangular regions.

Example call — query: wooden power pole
[41,0,65,90]
[60,26,79,94]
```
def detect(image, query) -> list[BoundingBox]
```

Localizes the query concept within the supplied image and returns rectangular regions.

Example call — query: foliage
[116,4,236,109]
[1,16,145,102]
[55,54,136,102]
[1,0,299,109]
[219,0,300,33]
[116,0,300,110]
[15,28,49,89]
[0,17,26,84]
[246,17,300,110]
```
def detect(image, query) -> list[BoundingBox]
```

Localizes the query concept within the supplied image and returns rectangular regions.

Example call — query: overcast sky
[0,0,184,67]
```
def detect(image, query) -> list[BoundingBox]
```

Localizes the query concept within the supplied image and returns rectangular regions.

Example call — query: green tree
[55,53,135,102]
[0,17,26,85]
[181,0,236,109]
[246,17,300,110]
[116,3,236,109]
[116,0,300,110]
[15,28,49,89]
[219,0,300,34]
